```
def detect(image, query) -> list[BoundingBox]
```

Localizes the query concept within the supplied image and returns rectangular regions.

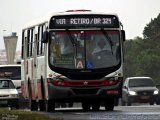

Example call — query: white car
[0,79,19,108]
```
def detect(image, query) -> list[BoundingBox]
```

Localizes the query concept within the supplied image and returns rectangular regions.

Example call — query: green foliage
[143,13,160,39]
[124,35,160,84]
[124,13,160,84]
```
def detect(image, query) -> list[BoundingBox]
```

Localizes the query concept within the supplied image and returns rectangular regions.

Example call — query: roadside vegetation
[124,13,160,84]
[0,108,55,120]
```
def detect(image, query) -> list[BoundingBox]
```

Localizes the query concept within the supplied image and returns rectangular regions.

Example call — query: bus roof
[0,64,21,67]
[23,10,119,30]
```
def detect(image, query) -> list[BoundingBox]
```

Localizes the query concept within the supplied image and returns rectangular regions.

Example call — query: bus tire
[91,101,100,111]
[114,98,119,106]
[68,102,73,107]
[92,103,100,111]
[104,98,114,111]
[14,103,19,109]
[29,100,38,111]
[149,101,154,105]
[82,102,91,111]
[45,100,55,112]
[127,101,131,106]
[39,100,45,111]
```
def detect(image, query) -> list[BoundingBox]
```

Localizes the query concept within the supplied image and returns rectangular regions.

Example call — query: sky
[0,0,160,51]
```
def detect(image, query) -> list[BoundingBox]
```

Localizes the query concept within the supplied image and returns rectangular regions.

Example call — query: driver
[92,38,111,55]
[60,35,74,55]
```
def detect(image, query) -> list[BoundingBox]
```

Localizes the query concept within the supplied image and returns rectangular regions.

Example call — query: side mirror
[16,86,21,89]
[42,31,48,43]
[121,30,125,41]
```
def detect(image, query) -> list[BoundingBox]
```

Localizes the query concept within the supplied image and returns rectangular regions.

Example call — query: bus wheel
[127,101,131,106]
[39,100,45,111]
[45,100,55,112]
[14,103,19,109]
[82,102,91,111]
[91,102,100,111]
[30,100,38,111]
[104,98,114,111]
[68,102,73,107]
[149,101,154,105]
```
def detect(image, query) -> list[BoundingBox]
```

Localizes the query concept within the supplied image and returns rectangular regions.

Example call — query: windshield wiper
[66,30,79,58]
[101,29,113,54]
[66,30,77,47]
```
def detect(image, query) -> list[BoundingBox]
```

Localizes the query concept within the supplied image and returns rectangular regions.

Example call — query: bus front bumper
[48,82,122,102]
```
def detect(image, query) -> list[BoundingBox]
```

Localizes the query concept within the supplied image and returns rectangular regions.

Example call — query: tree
[143,13,160,39]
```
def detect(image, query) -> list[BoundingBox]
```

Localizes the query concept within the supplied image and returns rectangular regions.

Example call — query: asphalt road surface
[37,105,160,120]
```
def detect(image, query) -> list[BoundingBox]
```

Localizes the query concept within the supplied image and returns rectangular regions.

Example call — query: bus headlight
[154,90,159,95]
[128,90,137,96]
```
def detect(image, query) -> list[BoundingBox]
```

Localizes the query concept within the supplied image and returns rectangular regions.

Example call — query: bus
[21,10,125,111]
[0,64,21,90]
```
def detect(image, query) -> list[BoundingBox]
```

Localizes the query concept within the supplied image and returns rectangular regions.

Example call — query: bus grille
[72,88,99,95]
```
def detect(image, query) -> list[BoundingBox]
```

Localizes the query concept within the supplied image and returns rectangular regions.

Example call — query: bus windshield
[49,30,120,69]
[0,66,21,80]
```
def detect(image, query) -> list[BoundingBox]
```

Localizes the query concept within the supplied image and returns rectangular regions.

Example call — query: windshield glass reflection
[49,30,120,69]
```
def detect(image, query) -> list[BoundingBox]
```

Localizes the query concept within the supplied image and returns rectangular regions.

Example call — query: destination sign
[50,15,119,29]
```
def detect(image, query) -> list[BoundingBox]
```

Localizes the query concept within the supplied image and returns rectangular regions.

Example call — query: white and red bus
[21,10,125,111]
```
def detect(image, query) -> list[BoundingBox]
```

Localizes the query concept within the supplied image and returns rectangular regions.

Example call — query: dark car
[122,77,159,106]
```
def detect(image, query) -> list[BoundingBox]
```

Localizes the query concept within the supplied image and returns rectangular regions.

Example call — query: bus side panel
[21,60,28,99]
[26,59,35,100]
[36,56,46,100]
[37,80,43,100]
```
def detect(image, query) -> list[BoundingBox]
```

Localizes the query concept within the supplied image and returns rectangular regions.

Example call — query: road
[37,105,160,120]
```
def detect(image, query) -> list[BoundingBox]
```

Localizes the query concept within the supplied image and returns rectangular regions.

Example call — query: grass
[0,108,56,120]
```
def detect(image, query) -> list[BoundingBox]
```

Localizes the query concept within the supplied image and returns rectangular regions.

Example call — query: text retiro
[55,18,112,25]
